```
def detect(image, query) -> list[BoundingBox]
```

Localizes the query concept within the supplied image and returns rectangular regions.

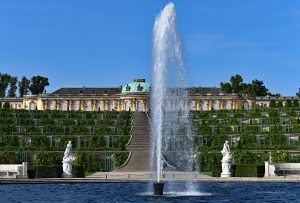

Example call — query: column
[208,100,211,110]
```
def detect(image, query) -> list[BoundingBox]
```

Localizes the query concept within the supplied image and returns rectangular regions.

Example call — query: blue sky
[0,0,300,95]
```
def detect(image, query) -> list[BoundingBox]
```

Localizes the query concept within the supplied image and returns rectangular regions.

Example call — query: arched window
[49,101,56,110]
[85,101,91,111]
[109,101,115,111]
[243,101,249,110]
[125,101,131,111]
[96,101,104,111]
[137,101,142,112]
[61,102,67,111]
[72,101,79,111]
[201,102,208,111]
[224,101,231,110]
[29,102,36,110]
[212,101,219,110]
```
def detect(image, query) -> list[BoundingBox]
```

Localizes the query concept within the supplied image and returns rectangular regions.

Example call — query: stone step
[115,112,152,172]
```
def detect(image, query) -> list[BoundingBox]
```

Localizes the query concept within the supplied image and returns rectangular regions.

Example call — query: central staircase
[115,112,151,172]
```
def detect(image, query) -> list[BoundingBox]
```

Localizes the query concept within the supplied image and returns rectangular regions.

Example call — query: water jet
[151,2,196,195]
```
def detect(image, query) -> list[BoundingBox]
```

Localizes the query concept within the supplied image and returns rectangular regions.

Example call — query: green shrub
[73,165,85,178]
[32,151,61,165]
[212,165,222,177]
[1,136,19,149]
[31,136,50,149]
[74,151,101,172]
[197,151,221,172]
[117,135,130,150]
[234,165,264,177]
[29,165,62,178]
[271,151,288,163]
[113,152,129,168]
[233,151,266,165]
[0,151,17,164]
[88,135,106,149]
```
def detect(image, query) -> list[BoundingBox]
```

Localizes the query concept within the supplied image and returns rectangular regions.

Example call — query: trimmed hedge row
[234,165,265,177]
[211,165,264,177]
[28,165,85,178]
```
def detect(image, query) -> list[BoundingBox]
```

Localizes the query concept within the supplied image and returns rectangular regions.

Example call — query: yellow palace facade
[3,79,295,112]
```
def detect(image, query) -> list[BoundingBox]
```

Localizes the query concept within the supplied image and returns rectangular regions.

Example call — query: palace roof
[49,87,121,96]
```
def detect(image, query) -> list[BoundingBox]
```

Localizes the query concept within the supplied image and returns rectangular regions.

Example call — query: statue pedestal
[62,159,73,178]
[221,157,232,178]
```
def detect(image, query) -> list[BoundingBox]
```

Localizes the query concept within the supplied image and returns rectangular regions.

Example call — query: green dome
[121,79,150,94]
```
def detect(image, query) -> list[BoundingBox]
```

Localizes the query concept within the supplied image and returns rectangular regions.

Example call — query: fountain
[151,2,196,195]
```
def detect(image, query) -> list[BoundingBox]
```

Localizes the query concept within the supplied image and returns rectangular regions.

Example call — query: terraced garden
[193,108,300,175]
[0,109,132,177]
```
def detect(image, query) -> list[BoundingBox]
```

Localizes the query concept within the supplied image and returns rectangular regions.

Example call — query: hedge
[74,151,101,172]
[234,165,264,177]
[0,151,17,164]
[72,165,85,178]
[28,165,62,178]
[212,165,222,177]
[32,151,61,165]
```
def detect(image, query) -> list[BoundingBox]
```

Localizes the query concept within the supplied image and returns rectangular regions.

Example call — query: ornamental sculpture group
[62,141,74,178]
[221,140,232,177]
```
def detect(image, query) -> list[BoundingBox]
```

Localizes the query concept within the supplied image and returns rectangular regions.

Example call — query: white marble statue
[62,141,74,178]
[221,140,232,177]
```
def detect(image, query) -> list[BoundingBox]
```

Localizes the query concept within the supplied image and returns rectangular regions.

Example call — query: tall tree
[8,76,18,97]
[18,76,30,97]
[29,76,49,95]
[0,73,11,97]
[250,79,269,96]
[220,74,271,96]
[220,82,232,93]
[230,74,244,93]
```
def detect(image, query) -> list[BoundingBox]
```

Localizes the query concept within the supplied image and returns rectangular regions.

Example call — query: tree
[250,79,268,96]
[220,82,232,93]
[29,76,49,95]
[18,76,30,97]
[0,73,11,97]
[220,74,270,96]
[269,100,277,108]
[268,93,281,97]
[230,74,244,93]
[8,77,18,97]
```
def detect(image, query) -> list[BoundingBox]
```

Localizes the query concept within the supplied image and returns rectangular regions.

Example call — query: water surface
[0,182,299,203]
